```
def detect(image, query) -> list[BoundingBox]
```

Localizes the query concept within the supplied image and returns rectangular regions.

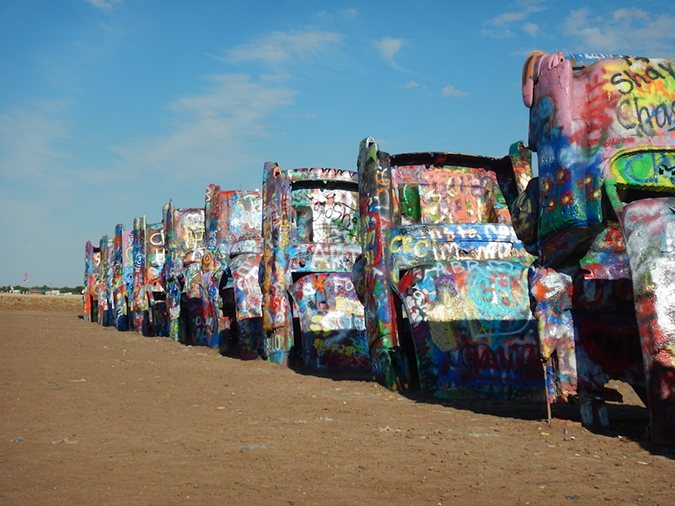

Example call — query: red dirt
[1,294,673,505]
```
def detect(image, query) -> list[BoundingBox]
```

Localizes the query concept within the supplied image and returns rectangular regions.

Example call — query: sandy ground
[1,293,673,505]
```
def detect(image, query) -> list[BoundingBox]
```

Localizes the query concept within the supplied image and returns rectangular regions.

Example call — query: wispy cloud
[400,81,429,93]
[84,0,122,11]
[110,74,295,183]
[0,101,85,289]
[481,0,546,38]
[522,22,539,37]
[373,36,406,69]
[108,29,343,193]
[564,7,675,56]
[441,85,468,97]
[227,30,343,72]
[0,103,71,183]
[315,8,358,22]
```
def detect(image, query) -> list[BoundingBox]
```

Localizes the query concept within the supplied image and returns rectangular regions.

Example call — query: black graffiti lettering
[611,61,674,96]
[627,98,675,133]
[658,62,675,81]
[655,103,674,129]
[645,66,665,81]
[634,97,654,128]
[617,98,637,129]
[624,69,652,90]
[611,73,634,95]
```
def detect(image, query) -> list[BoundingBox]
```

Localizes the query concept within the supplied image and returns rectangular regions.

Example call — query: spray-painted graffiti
[162,201,206,342]
[85,217,167,335]
[260,163,369,374]
[390,224,530,274]
[357,137,541,399]
[83,241,99,322]
[141,221,167,337]
[288,273,369,373]
[112,224,129,331]
[518,50,675,443]
[97,235,113,327]
[189,185,264,355]
[131,217,147,332]
[400,262,541,399]
[288,243,361,272]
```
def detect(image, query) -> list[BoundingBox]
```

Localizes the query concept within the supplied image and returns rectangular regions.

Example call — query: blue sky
[2,0,675,288]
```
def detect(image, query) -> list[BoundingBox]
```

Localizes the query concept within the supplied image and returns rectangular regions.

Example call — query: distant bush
[0,285,85,295]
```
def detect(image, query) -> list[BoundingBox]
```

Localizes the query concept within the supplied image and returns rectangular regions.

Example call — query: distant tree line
[1,285,85,294]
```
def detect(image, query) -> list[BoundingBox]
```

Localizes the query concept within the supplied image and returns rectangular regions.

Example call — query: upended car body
[162,201,206,342]
[83,240,101,322]
[515,51,675,443]
[195,184,263,357]
[142,221,168,337]
[111,223,132,331]
[97,234,114,327]
[260,163,370,375]
[356,138,542,400]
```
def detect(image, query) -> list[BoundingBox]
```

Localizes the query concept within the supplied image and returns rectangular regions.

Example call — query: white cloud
[373,36,406,69]
[110,74,295,181]
[0,103,71,182]
[481,27,514,39]
[564,8,622,52]
[227,31,343,71]
[84,0,122,11]
[315,9,357,23]
[442,85,468,97]
[612,8,649,23]
[482,1,546,39]
[492,11,529,25]
[564,7,675,56]
[0,103,88,287]
[523,22,539,37]
[402,81,421,89]
[134,30,342,184]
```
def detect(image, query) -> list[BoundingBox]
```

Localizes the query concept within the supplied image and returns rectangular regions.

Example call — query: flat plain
[1,293,673,505]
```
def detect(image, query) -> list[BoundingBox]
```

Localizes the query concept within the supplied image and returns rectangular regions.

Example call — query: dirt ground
[1,294,673,505]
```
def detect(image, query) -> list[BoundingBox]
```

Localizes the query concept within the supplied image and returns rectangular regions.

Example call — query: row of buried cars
[84,52,675,445]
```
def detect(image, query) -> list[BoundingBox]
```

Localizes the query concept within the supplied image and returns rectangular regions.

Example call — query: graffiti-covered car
[97,234,114,327]
[83,240,101,322]
[86,218,165,336]
[128,216,148,333]
[162,201,206,342]
[260,163,369,375]
[142,220,168,336]
[202,185,263,357]
[357,138,542,400]
[515,51,675,443]
[111,224,132,331]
